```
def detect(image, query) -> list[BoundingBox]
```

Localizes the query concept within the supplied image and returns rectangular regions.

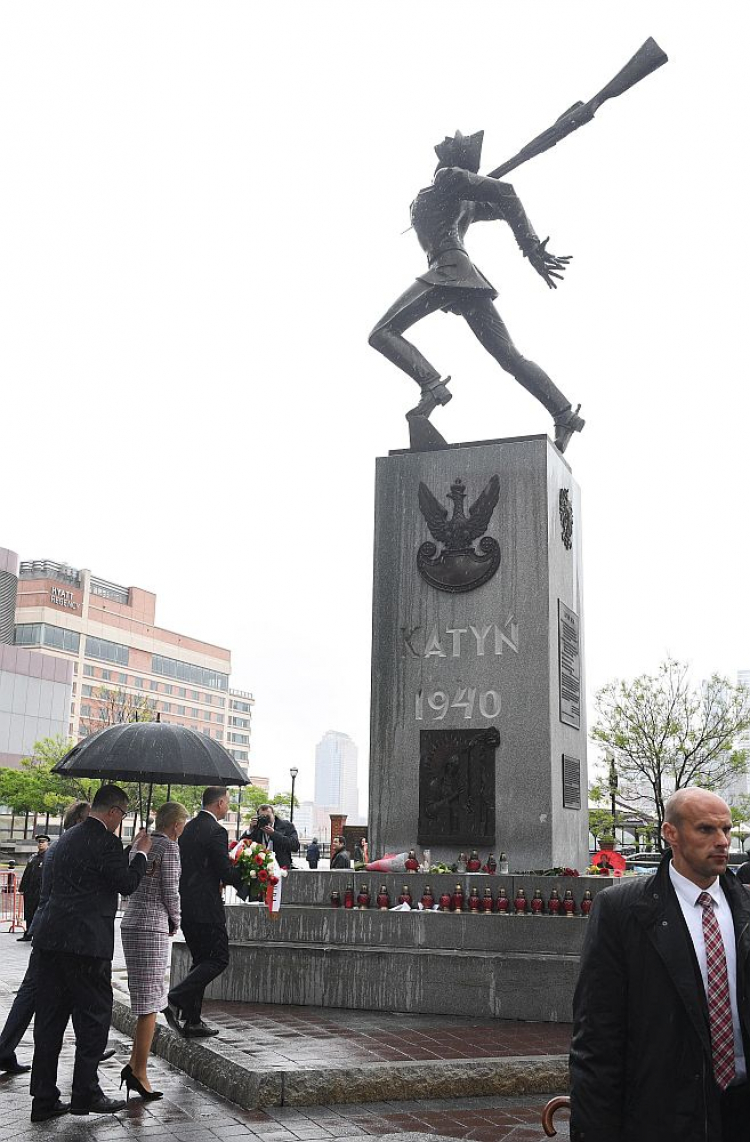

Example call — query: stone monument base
[170,870,614,1023]
[369,433,588,872]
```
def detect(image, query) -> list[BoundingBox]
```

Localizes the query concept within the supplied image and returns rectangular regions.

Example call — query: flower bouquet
[232,840,280,902]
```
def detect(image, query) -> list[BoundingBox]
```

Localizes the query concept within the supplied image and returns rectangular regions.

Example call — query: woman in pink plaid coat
[120,801,188,1099]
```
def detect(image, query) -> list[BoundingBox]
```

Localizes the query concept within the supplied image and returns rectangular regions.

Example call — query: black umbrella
[53,721,249,825]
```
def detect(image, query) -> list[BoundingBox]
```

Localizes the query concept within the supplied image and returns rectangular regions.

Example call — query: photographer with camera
[243,804,299,870]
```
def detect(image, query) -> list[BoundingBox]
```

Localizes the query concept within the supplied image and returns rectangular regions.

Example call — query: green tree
[232,786,299,827]
[592,658,750,849]
[0,735,99,834]
[588,808,616,844]
[0,766,38,815]
[730,795,750,850]
[0,734,232,834]
[269,790,299,816]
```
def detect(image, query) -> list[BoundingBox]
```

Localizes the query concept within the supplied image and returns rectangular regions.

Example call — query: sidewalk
[0,931,570,1141]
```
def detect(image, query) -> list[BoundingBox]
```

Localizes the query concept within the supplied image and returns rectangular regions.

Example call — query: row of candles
[330,883,594,915]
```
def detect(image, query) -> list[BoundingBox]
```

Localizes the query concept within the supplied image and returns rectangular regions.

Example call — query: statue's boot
[553,404,585,453]
[406,376,452,420]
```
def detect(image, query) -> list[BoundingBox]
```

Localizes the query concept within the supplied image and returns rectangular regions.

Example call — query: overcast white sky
[2,2,748,809]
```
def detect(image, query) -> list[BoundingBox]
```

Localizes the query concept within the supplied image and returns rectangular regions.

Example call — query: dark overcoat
[33,816,146,960]
[19,851,45,914]
[179,810,245,926]
[245,816,299,870]
[570,855,750,1142]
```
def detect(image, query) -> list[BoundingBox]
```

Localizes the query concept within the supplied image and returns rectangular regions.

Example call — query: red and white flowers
[232,840,279,901]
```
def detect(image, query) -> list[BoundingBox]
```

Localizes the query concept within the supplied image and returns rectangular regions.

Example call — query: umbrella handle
[541,1096,570,1137]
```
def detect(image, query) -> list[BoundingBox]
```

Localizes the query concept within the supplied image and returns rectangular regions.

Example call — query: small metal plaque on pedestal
[558,600,581,730]
[562,754,581,810]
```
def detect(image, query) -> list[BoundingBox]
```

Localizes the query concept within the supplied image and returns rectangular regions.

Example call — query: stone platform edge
[109,993,569,1110]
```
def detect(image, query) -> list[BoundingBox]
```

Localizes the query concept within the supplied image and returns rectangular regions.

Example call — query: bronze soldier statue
[369,129,583,453]
[369,38,669,453]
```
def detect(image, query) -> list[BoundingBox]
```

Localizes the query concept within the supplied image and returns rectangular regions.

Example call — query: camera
[255,814,271,830]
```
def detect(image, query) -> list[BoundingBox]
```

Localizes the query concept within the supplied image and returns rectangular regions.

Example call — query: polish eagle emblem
[416,475,501,593]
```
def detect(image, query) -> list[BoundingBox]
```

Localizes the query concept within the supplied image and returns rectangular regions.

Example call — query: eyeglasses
[111,806,128,818]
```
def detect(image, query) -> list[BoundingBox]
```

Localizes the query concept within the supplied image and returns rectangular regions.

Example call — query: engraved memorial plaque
[558,600,581,730]
[562,754,581,810]
[418,727,499,845]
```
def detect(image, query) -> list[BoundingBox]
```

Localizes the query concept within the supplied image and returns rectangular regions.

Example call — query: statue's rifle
[487,37,668,181]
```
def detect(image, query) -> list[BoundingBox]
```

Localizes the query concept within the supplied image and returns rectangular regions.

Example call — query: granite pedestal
[369,434,587,872]
[170,871,615,1023]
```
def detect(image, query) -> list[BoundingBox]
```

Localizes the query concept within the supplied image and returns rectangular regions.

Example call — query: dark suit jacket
[179,810,245,926]
[19,852,45,910]
[33,817,146,961]
[570,854,750,1142]
[245,816,299,869]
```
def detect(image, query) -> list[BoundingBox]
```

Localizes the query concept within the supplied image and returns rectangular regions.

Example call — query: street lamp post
[607,750,618,839]
[236,785,243,842]
[289,767,299,824]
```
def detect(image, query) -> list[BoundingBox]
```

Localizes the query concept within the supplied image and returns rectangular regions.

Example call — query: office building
[7,552,254,773]
[314,729,360,822]
[294,799,331,843]
[0,548,73,767]
[227,689,254,770]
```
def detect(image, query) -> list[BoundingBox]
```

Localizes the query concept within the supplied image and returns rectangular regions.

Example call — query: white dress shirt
[669,861,747,1082]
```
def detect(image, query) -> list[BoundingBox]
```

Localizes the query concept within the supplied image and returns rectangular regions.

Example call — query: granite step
[110,990,570,1111]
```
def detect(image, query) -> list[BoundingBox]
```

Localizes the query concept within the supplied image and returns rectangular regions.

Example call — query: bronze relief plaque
[418,727,500,845]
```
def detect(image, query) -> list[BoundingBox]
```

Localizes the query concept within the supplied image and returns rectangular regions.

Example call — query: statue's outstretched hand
[528,238,572,289]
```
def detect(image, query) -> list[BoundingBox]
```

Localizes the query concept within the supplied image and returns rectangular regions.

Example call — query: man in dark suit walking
[0,802,92,1076]
[570,788,750,1142]
[30,785,151,1123]
[166,787,246,1038]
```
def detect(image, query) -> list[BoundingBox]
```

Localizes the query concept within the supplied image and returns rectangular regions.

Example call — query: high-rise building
[293,800,330,844]
[314,730,359,822]
[8,554,253,773]
[0,548,73,767]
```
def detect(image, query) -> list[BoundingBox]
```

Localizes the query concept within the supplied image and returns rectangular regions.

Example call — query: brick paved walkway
[0,932,569,1140]
[200,1000,572,1068]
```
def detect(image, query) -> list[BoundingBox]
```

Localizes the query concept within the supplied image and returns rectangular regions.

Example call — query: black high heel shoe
[119,1064,163,1101]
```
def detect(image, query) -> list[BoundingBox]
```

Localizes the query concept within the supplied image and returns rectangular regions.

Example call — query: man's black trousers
[168,920,229,1024]
[30,950,110,1109]
[0,947,38,1062]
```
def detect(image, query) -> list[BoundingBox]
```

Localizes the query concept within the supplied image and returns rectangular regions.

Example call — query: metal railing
[90,576,130,604]
[19,560,81,586]
[0,869,24,933]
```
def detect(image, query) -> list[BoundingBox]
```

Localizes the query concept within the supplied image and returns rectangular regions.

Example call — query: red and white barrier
[0,870,24,933]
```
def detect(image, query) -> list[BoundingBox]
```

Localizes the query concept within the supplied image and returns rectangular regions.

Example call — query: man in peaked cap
[369,130,583,453]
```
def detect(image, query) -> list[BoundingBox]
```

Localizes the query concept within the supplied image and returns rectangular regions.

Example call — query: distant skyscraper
[314,730,359,822]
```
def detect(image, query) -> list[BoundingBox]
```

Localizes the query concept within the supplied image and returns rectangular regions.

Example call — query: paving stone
[0,932,567,1141]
